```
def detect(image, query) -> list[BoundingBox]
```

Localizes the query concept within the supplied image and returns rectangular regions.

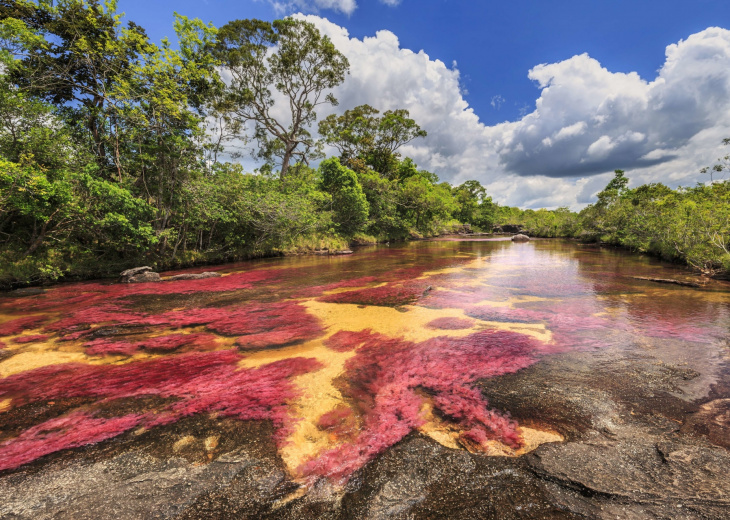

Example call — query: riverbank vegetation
[1,1,728,287]
[498,170,730,278]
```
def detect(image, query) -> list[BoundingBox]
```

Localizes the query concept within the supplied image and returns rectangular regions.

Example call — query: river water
[1,238,729,518]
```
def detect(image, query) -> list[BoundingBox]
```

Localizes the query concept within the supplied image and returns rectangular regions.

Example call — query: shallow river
[1,238,729,519]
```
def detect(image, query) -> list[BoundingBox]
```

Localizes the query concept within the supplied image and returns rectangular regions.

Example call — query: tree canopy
[215,18,349,179]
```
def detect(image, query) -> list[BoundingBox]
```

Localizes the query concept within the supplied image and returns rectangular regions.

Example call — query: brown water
[0,238,728,487]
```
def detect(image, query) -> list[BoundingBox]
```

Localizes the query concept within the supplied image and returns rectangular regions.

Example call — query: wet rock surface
[165,272,222,281]
[119,266,155,283]
[2,345,728,519]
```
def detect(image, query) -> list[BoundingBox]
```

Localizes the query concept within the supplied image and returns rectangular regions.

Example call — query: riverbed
[1,238,729,519]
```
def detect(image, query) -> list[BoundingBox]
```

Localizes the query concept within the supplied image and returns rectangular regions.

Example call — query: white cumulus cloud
[287,17,730,208]
[269,0,358,16]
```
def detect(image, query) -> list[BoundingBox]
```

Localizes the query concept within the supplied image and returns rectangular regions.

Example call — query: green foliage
[318,158,368,236]
[318,104,426,177]
[2,5,727,287]
[579,171,730,276]
[215,17,349,179]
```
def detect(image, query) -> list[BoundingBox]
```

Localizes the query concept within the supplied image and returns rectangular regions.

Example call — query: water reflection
[0,239,728,483]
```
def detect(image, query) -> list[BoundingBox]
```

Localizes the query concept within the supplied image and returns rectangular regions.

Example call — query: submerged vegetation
[0,1,728,287]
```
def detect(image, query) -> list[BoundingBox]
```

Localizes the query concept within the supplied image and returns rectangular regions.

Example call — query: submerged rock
[9,287,45,297]
[631,276,703,288]
[511,234,530,242]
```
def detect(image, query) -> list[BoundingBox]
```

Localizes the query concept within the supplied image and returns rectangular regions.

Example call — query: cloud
[277,17,730,208]
[491,95,505,110]
[265,0,400,16]
[268,0,358,16]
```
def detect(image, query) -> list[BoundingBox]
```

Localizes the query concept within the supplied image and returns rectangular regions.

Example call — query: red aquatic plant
[426,317,474,330]
[84,338,139,356]
[0,315,47,336]
[324,329,373,352]
[0,411,145,472]
[84,334,217,356]
[139,333,218,352]
[12,334,51,344]
[0,350,323,471]
[300,329,541,482]
[292,276,380,299]
[318,280,433,307]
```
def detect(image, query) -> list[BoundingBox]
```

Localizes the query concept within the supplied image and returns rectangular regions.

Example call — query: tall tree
[215,18,349,179]
[318,104,427,177]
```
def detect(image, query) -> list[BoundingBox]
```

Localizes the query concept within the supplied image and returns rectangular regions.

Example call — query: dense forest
[1,1,728,288]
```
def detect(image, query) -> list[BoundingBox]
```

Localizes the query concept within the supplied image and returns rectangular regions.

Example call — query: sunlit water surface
[1,239,728,483]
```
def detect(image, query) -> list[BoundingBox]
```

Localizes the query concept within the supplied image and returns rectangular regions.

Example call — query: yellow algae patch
[0,351,92,377]
[418,400,563,456]
[204,435,219,452]
[0,341,162,377]
[239,339,356,474]
[235,296,552,475]
[0,398,11,413]
[482,428,564,457]
[173,435,196,452]
[304,300,551,344]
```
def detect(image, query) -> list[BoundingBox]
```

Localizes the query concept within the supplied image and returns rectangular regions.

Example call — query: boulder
[127,272,161,283]
[166,272,222,281]
[511,234,530,242]
[119,266,154,283]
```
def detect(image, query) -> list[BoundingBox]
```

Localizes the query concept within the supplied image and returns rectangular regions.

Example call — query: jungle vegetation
[0,1,728,287]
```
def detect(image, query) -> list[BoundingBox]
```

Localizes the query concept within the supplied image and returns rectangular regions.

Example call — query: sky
[117,0,730,209]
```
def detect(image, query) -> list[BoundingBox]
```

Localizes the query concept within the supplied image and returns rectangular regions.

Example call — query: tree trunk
[280,142,295,180]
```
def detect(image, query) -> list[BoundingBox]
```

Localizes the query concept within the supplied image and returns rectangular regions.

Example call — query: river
[1,238,729,519]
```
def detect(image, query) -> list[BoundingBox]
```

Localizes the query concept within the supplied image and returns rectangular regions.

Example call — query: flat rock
[511,234,530,242]
[127,272,161,283]
[165,272,222,281]
[119,266,156,283]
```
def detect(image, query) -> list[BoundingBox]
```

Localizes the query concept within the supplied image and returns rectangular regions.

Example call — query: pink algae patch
[324,330,373,352]
[0,411,145,472]
[0,350,323,471]
[84,333,218,356]
[300,329,542,483]
[12,334,51,344]
[0,316,47,336]
[41,299,322,348]
[318,280,433,307]
[292,276,379,299]
[426,317,474,330]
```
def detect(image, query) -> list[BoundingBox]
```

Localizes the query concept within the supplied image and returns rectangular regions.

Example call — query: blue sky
[118,0,730,208]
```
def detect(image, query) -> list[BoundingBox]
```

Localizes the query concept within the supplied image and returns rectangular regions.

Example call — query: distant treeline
[0,2,728,287]
[498,170,730,278]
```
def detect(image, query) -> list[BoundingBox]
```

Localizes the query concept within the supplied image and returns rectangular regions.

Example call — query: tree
[1,0,148,176]
[318,104,427,177]
[318,157,368,236]
[215,18,349,179]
